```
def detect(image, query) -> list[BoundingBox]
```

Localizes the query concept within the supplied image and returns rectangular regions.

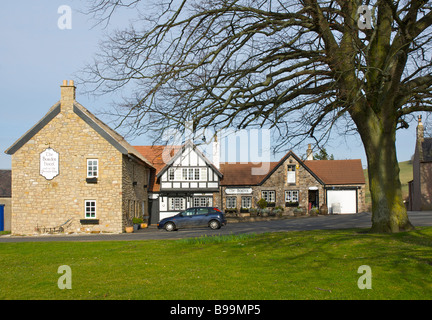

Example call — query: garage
[326,189,357,214]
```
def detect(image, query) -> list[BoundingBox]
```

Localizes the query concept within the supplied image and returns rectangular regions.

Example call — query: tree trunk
[359,115,415,233]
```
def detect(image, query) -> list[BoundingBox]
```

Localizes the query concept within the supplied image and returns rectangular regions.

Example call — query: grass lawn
[0,227,431,300]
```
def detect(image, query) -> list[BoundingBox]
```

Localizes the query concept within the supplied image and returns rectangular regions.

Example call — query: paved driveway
[1,211,432,243]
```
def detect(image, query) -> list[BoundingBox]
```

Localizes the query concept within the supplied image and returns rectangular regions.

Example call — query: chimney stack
[417,114,424,143]
[60,80,76,113]
[212,133,220,169]
[306,144,314,160]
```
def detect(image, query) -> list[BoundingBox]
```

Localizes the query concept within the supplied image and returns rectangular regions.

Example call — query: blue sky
[0,1,420,170]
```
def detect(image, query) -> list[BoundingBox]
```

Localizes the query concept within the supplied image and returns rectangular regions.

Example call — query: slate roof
[0,170,11,197]
[5,100,154,169]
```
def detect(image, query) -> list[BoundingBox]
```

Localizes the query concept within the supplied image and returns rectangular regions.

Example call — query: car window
[183,208,196,216]
[196,208,209,215]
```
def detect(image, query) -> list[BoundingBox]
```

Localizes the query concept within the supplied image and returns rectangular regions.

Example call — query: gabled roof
[155,140,223,179]
[5,101,154,169]
[219,152,365,186]
[219,150,325,186]
[0,170,11,198]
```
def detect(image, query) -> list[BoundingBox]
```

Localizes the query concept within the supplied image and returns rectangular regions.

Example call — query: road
[1,211,432,243]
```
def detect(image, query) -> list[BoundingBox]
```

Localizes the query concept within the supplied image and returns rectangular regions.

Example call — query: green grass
[364,160,413,209]
[1,228,432,300]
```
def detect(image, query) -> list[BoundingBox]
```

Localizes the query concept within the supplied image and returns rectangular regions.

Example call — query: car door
[175,208,196,228]
[193,207,210,227]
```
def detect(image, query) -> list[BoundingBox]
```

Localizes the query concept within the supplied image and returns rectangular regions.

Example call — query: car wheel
[209,220,221,230]
[164,222,176,232]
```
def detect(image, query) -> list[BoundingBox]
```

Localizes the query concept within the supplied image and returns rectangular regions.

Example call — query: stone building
[5,80,154,235]
[408,115,432,210]
[219,151,366,215]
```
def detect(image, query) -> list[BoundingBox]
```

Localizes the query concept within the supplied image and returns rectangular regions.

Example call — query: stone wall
[122,156,150,228]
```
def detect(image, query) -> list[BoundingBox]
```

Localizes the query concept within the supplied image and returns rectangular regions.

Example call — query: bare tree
[80,0,432,232]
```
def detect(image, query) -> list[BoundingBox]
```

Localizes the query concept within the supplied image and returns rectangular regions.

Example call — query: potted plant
[133,217,144,231]
[125,225,134,233]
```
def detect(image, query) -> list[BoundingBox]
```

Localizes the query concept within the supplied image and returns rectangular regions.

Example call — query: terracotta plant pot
[125,226,134,233]
[140,223,148,229]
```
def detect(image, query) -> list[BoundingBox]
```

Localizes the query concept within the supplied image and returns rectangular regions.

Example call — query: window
[85,200,96,218]
[193,196,212,207]
[196,207,209,215]
[87,159,98,178]
[285,190,299,202]
[226,196,237,208]
[183,208,196,216]
[180,168,201,180]
[287,165,296,184]
[241,196,252,208]
[168,168,175,180]
[169,197,185,211]
[262,191,275,203]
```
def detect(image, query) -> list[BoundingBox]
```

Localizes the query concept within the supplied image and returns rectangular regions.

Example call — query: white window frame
[226,196,237,208]
[262,190,275,203]
[193,196,212,207]
[285,190,299,202]
[241,196,252,208]
[87,159,98,178]
[169,197,185,211]
[179,167,202,181]
[85,200,96,218]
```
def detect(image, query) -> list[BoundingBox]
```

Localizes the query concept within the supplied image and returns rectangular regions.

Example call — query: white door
[327,190,357,214]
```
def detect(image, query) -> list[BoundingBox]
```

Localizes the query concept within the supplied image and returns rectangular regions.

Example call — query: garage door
[327,190,357,214]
